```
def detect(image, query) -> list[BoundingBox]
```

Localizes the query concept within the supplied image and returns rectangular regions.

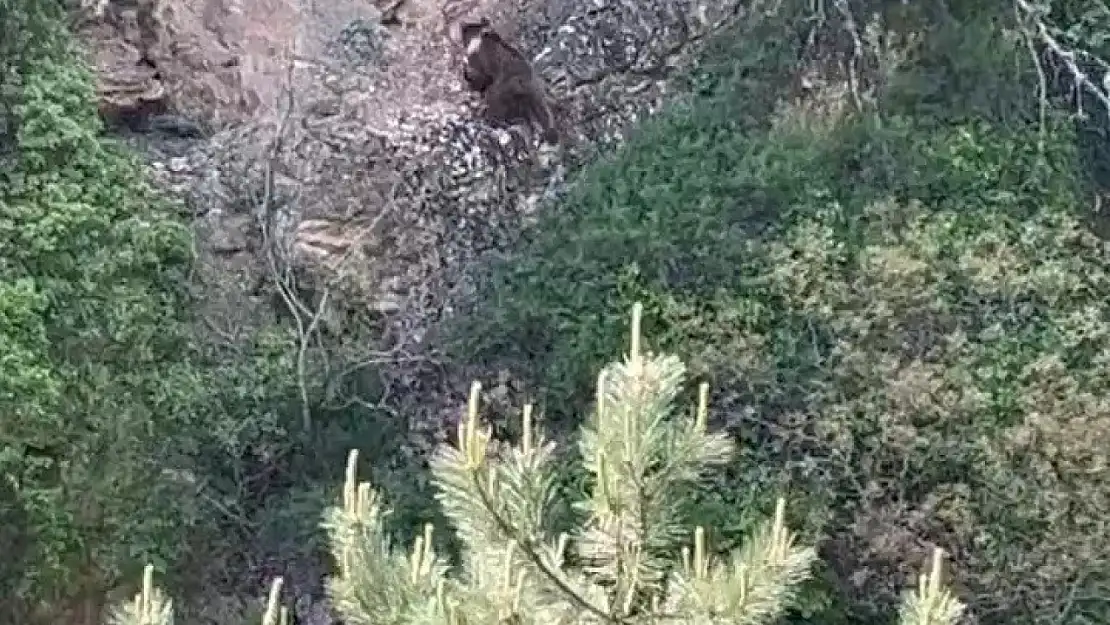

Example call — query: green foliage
[0,4,197,604]
[880,10,1037,123]
[451,6,1109,625]
[7,2,1103,624]
[0,0,307,617]
[1,3,430,620]
[108,306,965,625]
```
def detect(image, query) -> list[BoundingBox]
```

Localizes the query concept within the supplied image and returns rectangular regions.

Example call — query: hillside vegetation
[453,3,1110,624]
[3,0,1110,624]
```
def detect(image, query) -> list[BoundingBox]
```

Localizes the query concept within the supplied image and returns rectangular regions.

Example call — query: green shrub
[1,23,196,605]
[450,9,1108,625]
[0,2,305,618]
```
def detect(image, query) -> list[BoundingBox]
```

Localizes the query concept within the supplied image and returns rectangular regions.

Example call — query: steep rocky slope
[80,0,743,439]
[73,0,745,620]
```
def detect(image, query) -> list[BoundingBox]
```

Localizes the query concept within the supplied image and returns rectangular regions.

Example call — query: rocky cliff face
[74,0,744,621]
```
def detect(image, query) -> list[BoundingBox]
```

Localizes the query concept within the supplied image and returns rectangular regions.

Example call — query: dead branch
[1015,0,1110,122]
[831,0,865,111]
[258,56,326,432]
[249,49,445,432]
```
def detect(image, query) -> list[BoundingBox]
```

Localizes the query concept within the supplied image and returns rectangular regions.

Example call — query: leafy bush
[0,2,307,619]
[108,305,965,625]
[1,15,196,606]
[452,8,1110,625]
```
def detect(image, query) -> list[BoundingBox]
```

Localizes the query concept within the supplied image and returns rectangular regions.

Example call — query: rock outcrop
[74,0,744,621]
[83,0,745,380]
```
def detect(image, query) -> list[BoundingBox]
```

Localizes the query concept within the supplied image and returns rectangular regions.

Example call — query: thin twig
[1015,0,1110,120]
[258,56,328,432]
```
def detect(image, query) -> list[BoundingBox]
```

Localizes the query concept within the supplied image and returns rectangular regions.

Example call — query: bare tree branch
[1015,0,1110,122]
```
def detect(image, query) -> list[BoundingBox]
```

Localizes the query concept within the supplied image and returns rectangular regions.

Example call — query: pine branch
[469,465,615,623]
[105,564,174,625]
[431,395,559,561]
[574,304,735,614]
[105,568,295,625]
[436,382,614,624]
[324,450,449,625]
[663,500,817,624]
[897,549,965,625]
[261,578,292,625]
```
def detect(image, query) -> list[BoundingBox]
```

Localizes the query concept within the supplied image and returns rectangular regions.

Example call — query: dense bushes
[0,2,309,620]
[2,9,195,607]
[453,7,1110,625]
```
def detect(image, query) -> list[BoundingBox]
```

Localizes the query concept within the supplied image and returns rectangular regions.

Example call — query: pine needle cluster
[318,303,966,625]
[108,303,966,625]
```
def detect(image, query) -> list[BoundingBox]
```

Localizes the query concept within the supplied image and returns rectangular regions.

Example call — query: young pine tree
[109,303,965,625]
